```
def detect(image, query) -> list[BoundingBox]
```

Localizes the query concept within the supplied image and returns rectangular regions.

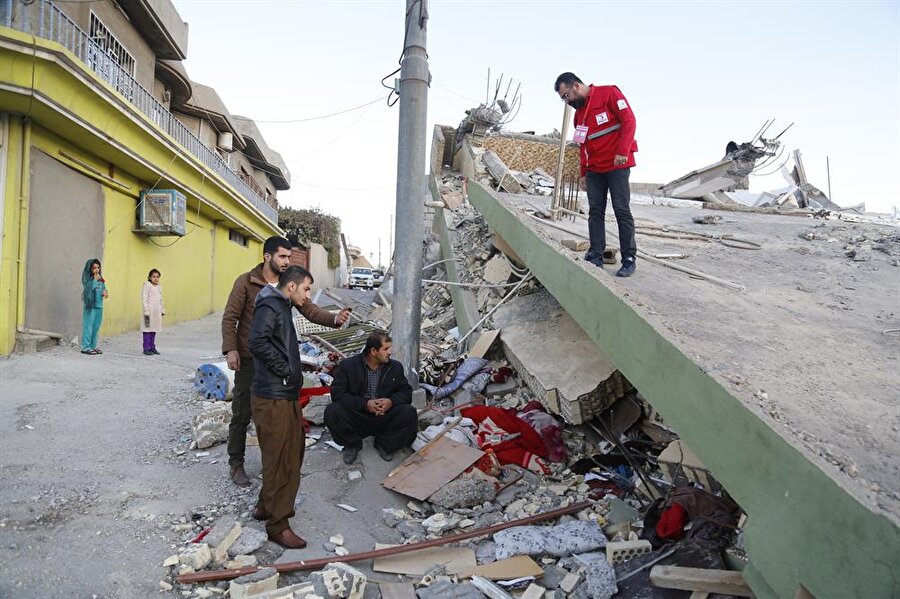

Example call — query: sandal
[91,348,102,354]
[81,350,93,355]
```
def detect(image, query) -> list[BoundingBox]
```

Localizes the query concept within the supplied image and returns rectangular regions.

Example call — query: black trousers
[585,168,637,261]
[324,402,418,453]
[227,356,254,468]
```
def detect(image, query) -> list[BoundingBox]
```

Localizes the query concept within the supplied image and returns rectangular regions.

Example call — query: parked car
[372,269,385,287]
[348,267,374,289]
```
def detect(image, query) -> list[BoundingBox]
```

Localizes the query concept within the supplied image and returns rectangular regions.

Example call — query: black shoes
[374,443,394,462]
[616,258,637,277]
[342,446,359,465]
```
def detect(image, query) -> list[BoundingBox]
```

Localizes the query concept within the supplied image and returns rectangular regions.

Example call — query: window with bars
[87,12,136,100]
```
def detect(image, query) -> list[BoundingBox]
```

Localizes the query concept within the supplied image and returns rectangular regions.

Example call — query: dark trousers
[142,332,157,352]
[324,402,418,453]
[228,356,254,468]
[585,168,637,261]
[252,395,304,536]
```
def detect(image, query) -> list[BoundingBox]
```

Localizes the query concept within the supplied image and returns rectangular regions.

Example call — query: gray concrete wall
[308,242,337,290]
[25,150,105,341]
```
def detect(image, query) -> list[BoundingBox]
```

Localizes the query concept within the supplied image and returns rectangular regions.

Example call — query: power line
[253,96,388,123]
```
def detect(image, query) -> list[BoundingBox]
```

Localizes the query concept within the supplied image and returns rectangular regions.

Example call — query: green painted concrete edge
[467,181,900,599]
[429,174,480,342]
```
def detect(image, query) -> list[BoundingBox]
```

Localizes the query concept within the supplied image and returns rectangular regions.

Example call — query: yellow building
[0,0,290,354]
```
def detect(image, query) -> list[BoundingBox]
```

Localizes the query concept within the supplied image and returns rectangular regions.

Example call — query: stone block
[206,515,241,563]
[482,255,513,284]
[191,403,232,449]
[229,525,269,557]
[493,520,608,560]
[310,562,367,599]
[178,543,212,570]
[229,567,279,599]
[574,560,617,599]
[561,239,589,251]
[559,572,582,594]
[605,540,652,564]
[226,555,258,569]
[304,395,331,425]
[415,580,485,599]
[429,475,496,510]
[521,583,546,599]
[484,378,518,398]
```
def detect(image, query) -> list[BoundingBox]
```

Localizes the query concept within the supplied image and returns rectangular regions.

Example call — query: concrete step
[15,333,60,354]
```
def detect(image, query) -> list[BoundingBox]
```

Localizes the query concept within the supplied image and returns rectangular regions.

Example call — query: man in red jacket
[554,72,638,277]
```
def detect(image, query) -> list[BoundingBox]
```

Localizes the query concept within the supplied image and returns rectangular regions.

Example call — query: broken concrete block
[178,543,212,570]
[493,520,607,560]
[309,562,367,599]
[304,394,331,425]
[206,515,241,563]
[335,546,349,556]
[428,477,495,510]
[330,534,345,546]
[225,554,258,569]
[162,554,179,567]
[415,579,484,599]
[422,513,460,534]
[573,560,617,599]
[191,402,232,449]
[605,539,652,564]
[483,254,513,284]
[229,525,269,557]
[380,508,408,528]
[559,572,582,594]
[245,583,317,599]
[159,581,173,591]
[484,377,518,398]
[229,567,279,599]
[521,583,546,599]
[561,238,589,252]
[442,190,465,210]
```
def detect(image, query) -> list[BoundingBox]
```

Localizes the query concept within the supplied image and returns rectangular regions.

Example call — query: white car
[372,269,385,287]
[349,267,374,289]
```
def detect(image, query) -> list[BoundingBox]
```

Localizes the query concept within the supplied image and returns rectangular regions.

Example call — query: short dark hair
[554,72,582,92]
[278,265,313,289]
[147,268,160,281]
[364,331,391,355]
[263,236,291,257]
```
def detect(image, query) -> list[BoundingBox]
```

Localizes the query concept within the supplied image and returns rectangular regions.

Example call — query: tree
[278,207,342,270]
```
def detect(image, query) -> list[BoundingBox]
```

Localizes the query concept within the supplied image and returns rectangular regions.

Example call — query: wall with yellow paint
[0,114,23,355]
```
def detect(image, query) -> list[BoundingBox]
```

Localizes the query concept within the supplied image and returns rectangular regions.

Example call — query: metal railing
[0,0,278,224]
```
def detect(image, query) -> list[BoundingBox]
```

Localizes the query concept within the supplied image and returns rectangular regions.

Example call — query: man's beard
[569,97,586,109]
[268,258,287,273]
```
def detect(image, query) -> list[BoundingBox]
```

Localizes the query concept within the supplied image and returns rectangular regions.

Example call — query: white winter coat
[141,281,164,332]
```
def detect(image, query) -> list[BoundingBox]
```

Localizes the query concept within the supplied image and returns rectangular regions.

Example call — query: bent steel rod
[177,501,593,584]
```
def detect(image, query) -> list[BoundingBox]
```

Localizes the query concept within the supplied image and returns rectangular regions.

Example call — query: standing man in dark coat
[247,265,313,549]
[325,332,418,465]
[554,72,639,277]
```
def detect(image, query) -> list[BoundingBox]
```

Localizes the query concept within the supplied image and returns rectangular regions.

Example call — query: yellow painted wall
[0,115,23,354]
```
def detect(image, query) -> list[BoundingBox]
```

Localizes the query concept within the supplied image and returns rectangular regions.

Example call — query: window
[229,229,248,247]
[88,12,136,100]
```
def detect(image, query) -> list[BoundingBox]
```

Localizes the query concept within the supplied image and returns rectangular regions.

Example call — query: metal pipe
[550,104,573,219]
[176,501,592,584]
[456,272,533,350]
[391,0,429,388]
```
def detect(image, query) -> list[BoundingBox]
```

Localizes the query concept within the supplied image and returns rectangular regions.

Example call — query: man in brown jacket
[222,236,350,486]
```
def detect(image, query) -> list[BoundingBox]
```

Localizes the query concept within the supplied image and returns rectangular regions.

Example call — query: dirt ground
[0,311,407,598]
[504,193,900,523]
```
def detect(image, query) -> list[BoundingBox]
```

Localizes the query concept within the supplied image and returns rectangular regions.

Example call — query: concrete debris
[493,520,608,560]
[309,562,367,599]
[178,543,212,570]
[229,525,268,557]
[225,554,258,569]
[191,402,232,449]
[561,238,590,251]
[229,567,279,599]
[415,579,485,599]
[303,394,332,425]
[482,254,513,284]
[205,515,241,563]
[428,476,496,510]
[572,559,617,599]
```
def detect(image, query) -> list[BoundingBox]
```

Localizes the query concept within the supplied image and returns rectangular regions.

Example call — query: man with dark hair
[248,265,314,548]
[554,71,639,277]
[325,332,417,465]
[222,236,350,487]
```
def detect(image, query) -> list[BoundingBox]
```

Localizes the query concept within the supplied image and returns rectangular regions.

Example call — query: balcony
[0,0,277,224]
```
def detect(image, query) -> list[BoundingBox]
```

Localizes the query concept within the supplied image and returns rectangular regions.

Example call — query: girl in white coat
[141,269,164,355]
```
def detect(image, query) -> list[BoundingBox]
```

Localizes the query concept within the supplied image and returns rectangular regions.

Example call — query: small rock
[229,526,268,557]
[162,555,180,568]
[159,581,173,591]
[348,470,362,481]
[229,567,278,599]
[330,534,345,546]
[225,555,257,569]
[178,543,212,570]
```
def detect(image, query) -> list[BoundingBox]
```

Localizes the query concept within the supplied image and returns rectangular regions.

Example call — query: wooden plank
[468,329,500,358]
[382,435,484,500]
[461,555,545,580]
[650,566,754,597]
[373,543,476,575]
[379,582,417,599]
[483,150,522,194]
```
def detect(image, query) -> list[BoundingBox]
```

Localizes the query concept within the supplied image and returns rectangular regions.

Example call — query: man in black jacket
[247,265,312,549]
[325,332,418,465]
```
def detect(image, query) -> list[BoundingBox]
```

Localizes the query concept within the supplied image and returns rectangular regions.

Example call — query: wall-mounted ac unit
[138,189,186,236]
[217,132,234,152]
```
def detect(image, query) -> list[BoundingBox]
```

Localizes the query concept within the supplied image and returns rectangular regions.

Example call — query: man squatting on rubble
[325,331,418,465]
[222,236,350,487]
[554,72,639,277]
[247,265,315,548]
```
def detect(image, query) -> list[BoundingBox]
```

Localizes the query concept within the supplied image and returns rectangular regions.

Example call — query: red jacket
[573,84,637,176]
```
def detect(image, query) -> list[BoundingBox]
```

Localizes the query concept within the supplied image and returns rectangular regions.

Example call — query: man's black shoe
[616,258,637,277]
[584,249,604,268]
[342,446,359,465]
[374,443,394,462]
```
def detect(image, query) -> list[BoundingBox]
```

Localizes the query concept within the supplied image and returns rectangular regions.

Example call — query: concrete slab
[467,181,900,599]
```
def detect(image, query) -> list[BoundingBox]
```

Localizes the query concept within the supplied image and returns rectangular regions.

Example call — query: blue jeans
[585,168,637,261]
[81,307,103,351]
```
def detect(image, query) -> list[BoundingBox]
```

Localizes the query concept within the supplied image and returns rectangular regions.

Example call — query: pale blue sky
[175,0,900,262]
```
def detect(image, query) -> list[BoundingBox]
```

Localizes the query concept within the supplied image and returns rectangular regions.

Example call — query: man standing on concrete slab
[554,72,638,277]
[248,265,314,549]
[222,236,350,487]
[325,332,417,465]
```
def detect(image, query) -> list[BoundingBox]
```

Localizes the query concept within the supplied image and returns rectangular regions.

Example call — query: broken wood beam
[176,501,593,584]
[649,565,754,597]
[483,150,522,194]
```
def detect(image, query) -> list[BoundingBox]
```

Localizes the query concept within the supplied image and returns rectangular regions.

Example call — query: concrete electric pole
[392,0,429,391]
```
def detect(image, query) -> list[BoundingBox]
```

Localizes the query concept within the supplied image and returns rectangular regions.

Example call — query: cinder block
[205,516,241,563]
[521,582,547,599]
[178,543,211,570]
[229,567,279,599]
[561,238,589,251]
[606,540,652,564]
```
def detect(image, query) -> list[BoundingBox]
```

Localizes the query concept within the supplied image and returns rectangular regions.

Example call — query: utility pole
[389,213,393,266]
[826,156,833,202]
[378,238,382,269]
[392,0,429,392]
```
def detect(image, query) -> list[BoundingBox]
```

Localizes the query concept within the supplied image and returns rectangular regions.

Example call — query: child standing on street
[141,269,164,355]
[81,258,107,355]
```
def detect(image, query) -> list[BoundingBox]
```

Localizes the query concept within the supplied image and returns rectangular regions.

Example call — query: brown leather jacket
[222,263,338,358]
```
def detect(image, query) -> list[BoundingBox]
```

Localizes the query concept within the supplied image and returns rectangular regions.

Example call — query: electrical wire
[253,96,388,124]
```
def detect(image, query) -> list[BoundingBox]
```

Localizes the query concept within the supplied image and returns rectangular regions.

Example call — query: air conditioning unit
[138,189,186,236]
[217,132,234,152]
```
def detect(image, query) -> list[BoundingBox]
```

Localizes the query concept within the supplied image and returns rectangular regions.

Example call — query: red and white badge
[595,111,609,125]
[573,125,588,144]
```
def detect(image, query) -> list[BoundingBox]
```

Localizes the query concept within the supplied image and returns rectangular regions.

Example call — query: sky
[174,0,900,264]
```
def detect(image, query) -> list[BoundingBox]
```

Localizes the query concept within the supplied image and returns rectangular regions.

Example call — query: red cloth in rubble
[656,503,688,540]
[461,405,549,472]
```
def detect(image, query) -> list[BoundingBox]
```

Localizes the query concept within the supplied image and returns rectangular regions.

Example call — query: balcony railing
[0,0,278,224]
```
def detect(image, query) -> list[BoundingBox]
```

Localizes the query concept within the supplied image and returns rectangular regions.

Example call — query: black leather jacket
[248,286,301,400]
[331,353,412,412]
